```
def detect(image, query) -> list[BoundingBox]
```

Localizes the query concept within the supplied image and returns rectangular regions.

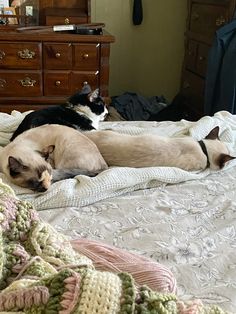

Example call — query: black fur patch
[10,87,106,141]
[27,178,47,192]
[9,169,20,177]
[68,93,106,115]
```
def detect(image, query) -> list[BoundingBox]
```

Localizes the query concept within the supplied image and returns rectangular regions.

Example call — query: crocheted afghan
[0,180,231,313]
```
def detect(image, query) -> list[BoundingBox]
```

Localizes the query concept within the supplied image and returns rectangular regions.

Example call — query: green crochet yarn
[0,180,232,314]
[135,286,177,314]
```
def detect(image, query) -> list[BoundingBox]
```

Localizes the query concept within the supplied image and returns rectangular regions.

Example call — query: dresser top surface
[0,29,115,43]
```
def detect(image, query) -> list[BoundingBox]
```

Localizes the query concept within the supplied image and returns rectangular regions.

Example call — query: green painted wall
[91,0,187,102]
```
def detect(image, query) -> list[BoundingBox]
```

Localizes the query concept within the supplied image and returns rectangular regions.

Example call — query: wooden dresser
[180,0,236,120]
[0,0,115,113]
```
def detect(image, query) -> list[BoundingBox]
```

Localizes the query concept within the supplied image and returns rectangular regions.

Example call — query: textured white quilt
[0,110,236,311]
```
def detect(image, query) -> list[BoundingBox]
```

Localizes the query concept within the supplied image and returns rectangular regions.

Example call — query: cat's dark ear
[88,89,99,102]
[81,83,92,94]
[217,153,235,169]
[205,126,220,140]
[37,145,55,159]
[8,156,26,176]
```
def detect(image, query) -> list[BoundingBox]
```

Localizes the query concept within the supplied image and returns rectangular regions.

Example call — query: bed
[0,109,235,312]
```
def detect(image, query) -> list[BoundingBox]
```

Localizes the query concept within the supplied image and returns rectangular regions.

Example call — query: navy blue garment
[111,92,168,121]
[205,19,236,115]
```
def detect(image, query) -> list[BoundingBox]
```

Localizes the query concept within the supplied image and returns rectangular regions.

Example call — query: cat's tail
[52,168,102,182]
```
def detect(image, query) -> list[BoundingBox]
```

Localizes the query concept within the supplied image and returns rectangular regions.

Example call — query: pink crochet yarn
[71,238,177,294]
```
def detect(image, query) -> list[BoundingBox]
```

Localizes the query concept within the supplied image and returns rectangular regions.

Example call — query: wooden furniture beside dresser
[39,0,91,26]
[0,0,115,113]
[180,0,236,120]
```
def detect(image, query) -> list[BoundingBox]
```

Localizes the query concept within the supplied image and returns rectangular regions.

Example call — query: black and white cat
[10,84,108,141]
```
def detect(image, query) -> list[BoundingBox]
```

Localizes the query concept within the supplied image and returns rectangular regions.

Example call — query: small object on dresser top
[53,23,105,35]
[53,24,76,31]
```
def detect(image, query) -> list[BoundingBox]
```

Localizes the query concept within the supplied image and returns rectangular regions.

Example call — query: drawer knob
[0,78,6,88]
[55,80,61,86]
[216,16,226,26]
[55,52,61,58]
[64,18,70,24]
[183,81,190,89]
[199,56,205,61]
[83,53,89,59]
[18,77,36,87]
[0,51,5,60]
[18,49,36,59]
[192,12,200,20]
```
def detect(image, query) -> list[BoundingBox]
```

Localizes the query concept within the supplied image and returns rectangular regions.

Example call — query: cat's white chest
[77,105,108,129]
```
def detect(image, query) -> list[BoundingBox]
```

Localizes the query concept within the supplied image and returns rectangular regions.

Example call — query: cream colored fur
[0,124,108,190]
[84,129,233,171]
[0,125,233,191]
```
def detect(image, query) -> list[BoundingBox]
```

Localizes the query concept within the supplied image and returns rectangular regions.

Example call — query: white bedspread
[1,110,236,211]
[0,110,236,311]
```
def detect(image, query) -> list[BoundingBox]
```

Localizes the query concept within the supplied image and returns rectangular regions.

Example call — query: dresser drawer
[181,70,205,114]
[71,71,99,93]
[182,70,205,96]
[43,43,72,70]
[185,40,198,72]
[185,40,209,77]
[0,71,42,96]
[44,7,89,26]
[0,42,41,70]
[30,70,99,96]
[189,3,229,38]
[46,16,88,26]
[44,71,71,96]
[73,44,100,70]
[196,42,209,77]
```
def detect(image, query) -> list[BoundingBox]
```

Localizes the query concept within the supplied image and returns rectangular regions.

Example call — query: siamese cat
[1,125,234,192]
[0,125,108,192]
[10,84,108,141]
[83,126,235,171]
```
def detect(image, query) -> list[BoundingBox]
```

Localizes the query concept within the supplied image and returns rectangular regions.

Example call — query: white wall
[92,0,187,102]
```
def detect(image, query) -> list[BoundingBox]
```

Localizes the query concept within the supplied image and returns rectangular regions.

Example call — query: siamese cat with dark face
[84,126,235,171]
[0,124,108,192]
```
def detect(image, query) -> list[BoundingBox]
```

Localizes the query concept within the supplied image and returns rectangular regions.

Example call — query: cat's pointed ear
[205,126,220,140]
[218,153,235,168]
[88,89,99,102]
[37,145,55,160]
[8,156,25,176]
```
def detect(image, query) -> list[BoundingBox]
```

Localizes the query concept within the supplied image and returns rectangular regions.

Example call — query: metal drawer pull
[64,18,70,24]
[18,77,36,87]
[18,49,36,59]
[83,53,89,59]
[183,81,190,89]
[199,56,205,61]
[216,16,226,26]
[192,12,200,20]
[55,52,61,58]
[55,80,61,86]
[0,51,5,60]
[0,79,6,88]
